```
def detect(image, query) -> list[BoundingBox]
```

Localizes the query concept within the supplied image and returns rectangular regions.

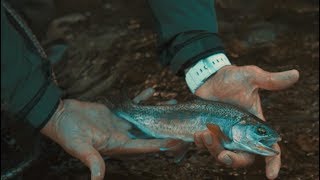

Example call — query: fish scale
[110,98,281,156]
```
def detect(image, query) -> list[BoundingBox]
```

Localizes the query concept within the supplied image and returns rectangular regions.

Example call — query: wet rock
[52,13,87,25]
[128,19,141,30]
[216,0,265,11]
[245,22,287,46]
[103,3,113,10]
[125,70,146,84]
[296,134,318,152]
[54,0,102,15]
[247,26,276,45]
[227,39,249,57]
[160,92,178,99]
[273,0,319,13]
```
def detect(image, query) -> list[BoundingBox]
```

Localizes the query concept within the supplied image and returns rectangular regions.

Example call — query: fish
[108,98,281,157]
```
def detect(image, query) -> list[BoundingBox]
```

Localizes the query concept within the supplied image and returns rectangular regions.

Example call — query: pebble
[247,26,276,45]
[54,13,87,25]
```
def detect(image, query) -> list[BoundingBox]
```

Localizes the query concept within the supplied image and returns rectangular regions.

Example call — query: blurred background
[1,0,319,179]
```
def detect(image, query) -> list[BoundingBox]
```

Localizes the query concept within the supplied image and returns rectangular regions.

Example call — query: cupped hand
[40,90,182,180]
[194,65,299,179]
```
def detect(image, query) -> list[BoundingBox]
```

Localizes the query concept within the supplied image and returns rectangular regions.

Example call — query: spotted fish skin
[110,99,281,156]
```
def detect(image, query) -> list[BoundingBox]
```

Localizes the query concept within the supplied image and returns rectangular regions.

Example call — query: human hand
[40,92,182,180]
[193,65,299,179]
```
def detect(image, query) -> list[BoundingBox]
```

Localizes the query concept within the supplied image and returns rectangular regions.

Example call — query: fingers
[117,119,132,130]
[265,143,281,180]
[194,130,255,168]
[71,143,105,180]
[194,130,224,158]
[111,117,132,131]
[194,131,205,149]
[218,150,255,168]
[156,99,178,105]
[164,99,178,105]
[107,138,183,154]
[253,68,299,91]
[132,88,155,104]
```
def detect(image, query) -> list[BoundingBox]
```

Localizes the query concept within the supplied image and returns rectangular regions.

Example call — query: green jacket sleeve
[147,0,225,75]
[1,3,61,130]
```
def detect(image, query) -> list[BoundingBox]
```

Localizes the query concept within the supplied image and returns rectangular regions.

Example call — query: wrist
[194,65,234,98]
[185,53,231,93]
[40,99,64,138]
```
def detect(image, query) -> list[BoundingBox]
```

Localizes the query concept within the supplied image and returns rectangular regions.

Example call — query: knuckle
[208,149,218,156]
[94,103,106,109]
[234,155,255,168]
[193,133,200,141]
[194,139,203,147]
[94,103,110,112]
[64,143,79,154]
[246,65,261,72]
[194,131,205,138]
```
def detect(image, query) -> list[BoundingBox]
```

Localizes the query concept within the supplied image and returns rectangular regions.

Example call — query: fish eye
[257,127,267,135]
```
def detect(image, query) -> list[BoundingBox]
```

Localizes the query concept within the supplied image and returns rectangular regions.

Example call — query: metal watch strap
[185,53,231,93]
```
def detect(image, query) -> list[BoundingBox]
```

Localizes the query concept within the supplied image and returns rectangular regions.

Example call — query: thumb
[72,143,106,180]
[254,69,299,91]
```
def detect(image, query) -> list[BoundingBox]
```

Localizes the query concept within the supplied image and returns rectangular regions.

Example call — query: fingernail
[204,133,212,145]
[91,164,101,177]
[166,99,177,105]
[221,154,232,165]
[267,168,278,180]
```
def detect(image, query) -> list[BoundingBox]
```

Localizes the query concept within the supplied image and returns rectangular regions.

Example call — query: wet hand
[40,95,182,180]
[194,65,299,179]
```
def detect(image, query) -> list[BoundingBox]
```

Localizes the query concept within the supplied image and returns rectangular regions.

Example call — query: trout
[109,98,281,156]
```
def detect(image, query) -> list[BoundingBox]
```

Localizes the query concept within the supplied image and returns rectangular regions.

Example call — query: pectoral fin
[160,142,190,163]
[206,124,231,143]
[172,142,190,163]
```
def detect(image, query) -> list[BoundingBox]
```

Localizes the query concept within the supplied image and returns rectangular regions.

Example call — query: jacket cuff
[169,34,225,75]
[25,82,62,130]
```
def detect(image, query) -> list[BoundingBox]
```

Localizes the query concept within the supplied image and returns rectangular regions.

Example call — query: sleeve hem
[169,35,226,75]
[25,83,62,129]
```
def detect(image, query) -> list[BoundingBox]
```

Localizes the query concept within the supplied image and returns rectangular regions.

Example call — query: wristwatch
[185,53,231,93]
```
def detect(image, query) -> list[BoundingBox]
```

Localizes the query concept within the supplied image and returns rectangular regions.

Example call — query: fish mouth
[254,141,280,156]
[253,136,281,156]
[239,137,281,156]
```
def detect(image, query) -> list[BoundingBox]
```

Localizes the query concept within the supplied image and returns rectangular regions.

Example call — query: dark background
[2,0,319,179]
